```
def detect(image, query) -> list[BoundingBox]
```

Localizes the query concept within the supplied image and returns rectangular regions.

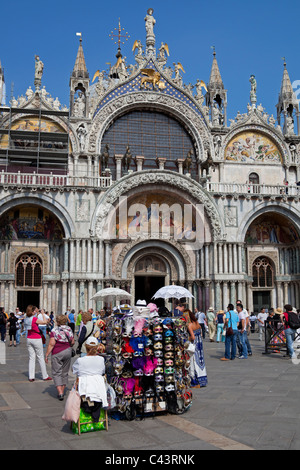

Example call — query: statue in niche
[101,144,110,168]
[77,124,87,153]
[123,146,132,171]
[213,135,222,158]
[286,115,295,135]
[73,91,86,118]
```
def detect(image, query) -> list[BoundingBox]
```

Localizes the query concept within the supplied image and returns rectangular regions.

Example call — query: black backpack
[287,312,300,330]
[0,312,6,325]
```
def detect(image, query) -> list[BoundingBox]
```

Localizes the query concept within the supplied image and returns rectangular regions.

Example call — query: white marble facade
[0,10,299,314]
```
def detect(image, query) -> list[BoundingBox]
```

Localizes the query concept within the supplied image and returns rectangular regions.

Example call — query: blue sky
[1,0,299,120]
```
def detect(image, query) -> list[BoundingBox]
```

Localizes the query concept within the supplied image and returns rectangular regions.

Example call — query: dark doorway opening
[253,290,271,313]
[17,291,40,312]
[135,276,165,307]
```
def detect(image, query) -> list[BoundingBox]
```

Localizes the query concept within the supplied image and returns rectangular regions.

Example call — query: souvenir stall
[95,299,193,420]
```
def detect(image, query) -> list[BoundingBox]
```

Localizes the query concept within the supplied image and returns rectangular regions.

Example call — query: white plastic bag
[62,387,81,422]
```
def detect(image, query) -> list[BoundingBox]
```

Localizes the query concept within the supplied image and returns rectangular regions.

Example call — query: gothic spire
[278,59,297,105]
[276,59,299,135]
[206,49,227,127]
[72,34,89,79]
[208,50,224,89]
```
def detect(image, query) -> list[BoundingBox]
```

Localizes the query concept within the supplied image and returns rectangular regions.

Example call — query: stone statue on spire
[34,55,44,90]
[144,8,156,56]
[249,74,257,108]
[145,8,156,36]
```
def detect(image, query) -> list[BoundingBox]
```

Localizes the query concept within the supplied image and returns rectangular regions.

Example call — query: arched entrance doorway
[134,254,167,306]
[245,210,300,311]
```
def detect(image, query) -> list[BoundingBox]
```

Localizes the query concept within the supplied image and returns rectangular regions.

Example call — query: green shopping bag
[72,407,106,434]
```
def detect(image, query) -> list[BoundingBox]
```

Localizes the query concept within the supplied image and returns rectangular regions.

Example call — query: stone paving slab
[0,332,299,450]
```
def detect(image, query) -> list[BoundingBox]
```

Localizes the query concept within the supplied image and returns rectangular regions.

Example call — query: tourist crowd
[1,300,299,406]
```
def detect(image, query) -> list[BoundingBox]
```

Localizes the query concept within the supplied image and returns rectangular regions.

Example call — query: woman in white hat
[72,336,108,412]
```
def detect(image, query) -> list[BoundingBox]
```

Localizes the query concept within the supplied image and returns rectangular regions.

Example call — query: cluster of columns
[2,236,300,314]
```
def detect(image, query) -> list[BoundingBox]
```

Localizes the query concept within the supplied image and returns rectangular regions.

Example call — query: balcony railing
[0,170,299,196]
[0,170,112,189]
[206,182,300,197]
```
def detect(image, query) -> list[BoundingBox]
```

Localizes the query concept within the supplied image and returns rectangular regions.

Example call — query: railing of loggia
[206,182,300,196]
[0,171,113,188]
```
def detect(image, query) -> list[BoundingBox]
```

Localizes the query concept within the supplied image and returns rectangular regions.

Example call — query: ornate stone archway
[91,170,224,241]
[115,238,193,281]
[88,92,212,162]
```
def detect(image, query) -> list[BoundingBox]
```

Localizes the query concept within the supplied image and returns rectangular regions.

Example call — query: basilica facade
[0,9,299,315]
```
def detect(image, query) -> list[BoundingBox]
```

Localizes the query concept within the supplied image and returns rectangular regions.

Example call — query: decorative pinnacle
[109,19,130,57]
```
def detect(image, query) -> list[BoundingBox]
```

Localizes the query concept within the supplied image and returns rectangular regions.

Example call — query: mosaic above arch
[0,205,64,241]
[225,131,283,164]
[245,213,299,245]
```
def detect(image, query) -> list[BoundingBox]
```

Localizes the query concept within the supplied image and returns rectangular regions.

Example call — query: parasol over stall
[152,285,194,315]
[91,287,132,310]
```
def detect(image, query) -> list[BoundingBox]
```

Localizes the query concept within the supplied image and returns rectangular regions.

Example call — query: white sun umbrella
[152,285,194,301]
[90,287,132,302]
[152,285,194,315]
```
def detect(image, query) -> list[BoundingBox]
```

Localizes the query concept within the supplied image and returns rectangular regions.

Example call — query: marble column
[43,281,48,311]
[87,239,91,272]
[135,155,144,172]
[69,240,75,272]
[63,240,69,272]
[62,280,68,314]
[276,281,283,309]
[156,157,167,170]
[104,241,111,278]
[88,281,93,310]
[115,155,123,180]
[76,240,81,272]
[176,159,185,174]
[98,240,104,276]
[223,281,229,308]
[79,281,85,311]
[215,281,221,311]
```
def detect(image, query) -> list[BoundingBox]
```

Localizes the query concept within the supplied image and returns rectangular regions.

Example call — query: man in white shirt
[236,304,248,359]
[235,301,252,356]
[257,308,268,341]
[196,309,207,339]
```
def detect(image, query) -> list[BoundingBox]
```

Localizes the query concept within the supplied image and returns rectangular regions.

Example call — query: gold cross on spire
[109,18,130,54]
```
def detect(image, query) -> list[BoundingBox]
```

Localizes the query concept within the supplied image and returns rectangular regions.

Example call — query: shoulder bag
[226,312,233,336]
[76,324,95,355]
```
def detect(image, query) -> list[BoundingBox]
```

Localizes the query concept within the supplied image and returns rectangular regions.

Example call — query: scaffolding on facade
[0,104,70,175]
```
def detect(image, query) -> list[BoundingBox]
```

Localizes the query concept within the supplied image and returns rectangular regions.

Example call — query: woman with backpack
[281,304,300,359]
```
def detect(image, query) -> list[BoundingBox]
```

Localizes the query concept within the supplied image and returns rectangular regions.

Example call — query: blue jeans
[16,328,21,344]
[217,323,225,342]
[225,330,238,359]
[238,331,248,358]
[39,325,47,347]
[285,328,296,358]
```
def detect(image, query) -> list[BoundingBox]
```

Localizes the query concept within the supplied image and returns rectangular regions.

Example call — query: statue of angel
[158,42,169,60]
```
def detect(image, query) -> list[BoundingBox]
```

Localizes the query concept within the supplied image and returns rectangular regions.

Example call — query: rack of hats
[99,301,193,420]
